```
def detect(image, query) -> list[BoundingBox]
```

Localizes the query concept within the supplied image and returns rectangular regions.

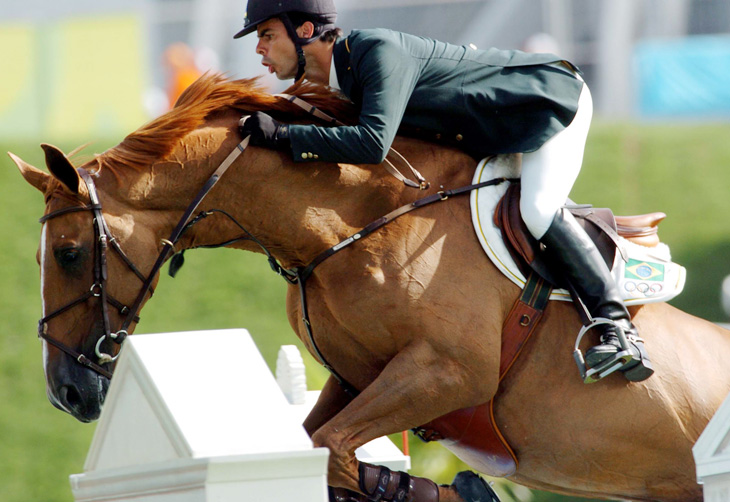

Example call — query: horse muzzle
[47,356,110,423]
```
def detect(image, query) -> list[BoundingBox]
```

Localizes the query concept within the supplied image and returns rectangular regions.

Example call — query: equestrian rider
[233,0,653,383]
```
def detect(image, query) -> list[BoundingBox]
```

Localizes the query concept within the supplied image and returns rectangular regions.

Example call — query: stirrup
[573,317,634,384]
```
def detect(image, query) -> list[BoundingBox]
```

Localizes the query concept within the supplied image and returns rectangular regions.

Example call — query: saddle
[494,181,667,289]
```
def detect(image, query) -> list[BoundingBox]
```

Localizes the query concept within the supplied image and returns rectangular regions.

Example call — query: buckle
[411,426,443,442]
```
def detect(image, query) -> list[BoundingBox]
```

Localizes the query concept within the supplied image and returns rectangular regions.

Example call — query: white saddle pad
[469,155,687,306]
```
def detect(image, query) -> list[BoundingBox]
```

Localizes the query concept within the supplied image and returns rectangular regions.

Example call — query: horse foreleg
[303,375,354,437]
[311,340,498,501]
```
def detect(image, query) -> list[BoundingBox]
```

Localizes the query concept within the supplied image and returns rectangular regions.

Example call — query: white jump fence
[694,386,730,501]
[69,329,409,502]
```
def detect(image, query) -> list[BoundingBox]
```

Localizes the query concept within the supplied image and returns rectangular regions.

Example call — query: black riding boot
[540,209,654,382]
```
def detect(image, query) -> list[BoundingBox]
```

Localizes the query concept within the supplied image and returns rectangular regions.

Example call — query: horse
[10,74,730,502]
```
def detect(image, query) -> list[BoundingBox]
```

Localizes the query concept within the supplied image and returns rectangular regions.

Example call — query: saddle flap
[493,182,617,288]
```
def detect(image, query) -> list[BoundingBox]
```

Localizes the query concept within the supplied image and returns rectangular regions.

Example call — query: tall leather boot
[540,209,654,382]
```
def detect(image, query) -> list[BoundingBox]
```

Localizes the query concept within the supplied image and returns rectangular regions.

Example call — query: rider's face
[256,18,298,80]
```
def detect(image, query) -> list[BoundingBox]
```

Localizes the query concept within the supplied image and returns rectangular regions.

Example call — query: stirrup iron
[573,317,634,384]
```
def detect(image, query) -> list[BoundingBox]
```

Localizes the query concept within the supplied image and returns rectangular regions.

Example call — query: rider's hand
[239,112,291,151]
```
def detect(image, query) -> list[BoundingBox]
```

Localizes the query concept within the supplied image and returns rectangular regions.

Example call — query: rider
[233,0,653,383]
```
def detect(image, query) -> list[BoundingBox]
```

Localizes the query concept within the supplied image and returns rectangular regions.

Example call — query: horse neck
[105,126,412,268]
[100,109,482,271]
[199,134,480,268]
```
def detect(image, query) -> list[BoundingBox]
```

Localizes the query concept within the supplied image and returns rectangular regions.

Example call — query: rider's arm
[288,34,421,164]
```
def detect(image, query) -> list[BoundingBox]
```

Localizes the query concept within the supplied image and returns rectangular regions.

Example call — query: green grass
[2,122,729,501]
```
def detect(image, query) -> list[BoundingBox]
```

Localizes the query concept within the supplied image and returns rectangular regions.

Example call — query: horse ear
[41,143,80,194]
[8,151,51,194]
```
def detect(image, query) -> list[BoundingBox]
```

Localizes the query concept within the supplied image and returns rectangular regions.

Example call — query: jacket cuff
[289,125,321,162]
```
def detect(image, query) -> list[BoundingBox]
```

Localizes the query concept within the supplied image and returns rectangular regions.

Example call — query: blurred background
[1,1,730,501]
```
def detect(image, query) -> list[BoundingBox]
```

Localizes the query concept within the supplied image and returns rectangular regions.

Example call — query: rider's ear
[296,21,315,39]
[41,143,80,195]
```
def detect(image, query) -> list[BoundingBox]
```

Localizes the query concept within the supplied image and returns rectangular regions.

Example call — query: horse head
[10,142,174,421]
[10,74,364,422]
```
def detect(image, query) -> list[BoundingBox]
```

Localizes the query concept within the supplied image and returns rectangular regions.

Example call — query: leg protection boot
[540,209,654,382]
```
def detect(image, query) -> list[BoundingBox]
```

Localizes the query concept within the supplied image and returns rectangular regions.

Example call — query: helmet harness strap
[279,13,316,81]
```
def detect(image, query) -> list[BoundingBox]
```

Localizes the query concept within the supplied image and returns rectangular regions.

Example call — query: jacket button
[301,152,308,159]
[435,134,442,140]
[455,134,464,141]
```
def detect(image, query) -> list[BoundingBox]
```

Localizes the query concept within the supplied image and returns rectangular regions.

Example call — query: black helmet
[233,0,337,39]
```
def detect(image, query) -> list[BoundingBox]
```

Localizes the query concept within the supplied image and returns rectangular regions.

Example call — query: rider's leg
[519,80,653,382]
[539,209,654,381]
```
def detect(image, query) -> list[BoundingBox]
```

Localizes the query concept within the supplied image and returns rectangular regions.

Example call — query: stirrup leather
[572,317,635,384]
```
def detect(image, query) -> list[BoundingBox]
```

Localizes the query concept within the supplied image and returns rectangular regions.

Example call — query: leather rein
[37,102,507,393]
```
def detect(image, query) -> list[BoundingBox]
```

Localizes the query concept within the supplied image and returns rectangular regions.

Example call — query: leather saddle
[493,182,666,289]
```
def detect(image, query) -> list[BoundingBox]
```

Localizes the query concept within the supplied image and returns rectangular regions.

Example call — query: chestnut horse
[10,74,730,502]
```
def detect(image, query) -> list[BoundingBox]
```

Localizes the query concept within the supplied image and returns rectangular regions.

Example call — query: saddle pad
[470,156,687,306]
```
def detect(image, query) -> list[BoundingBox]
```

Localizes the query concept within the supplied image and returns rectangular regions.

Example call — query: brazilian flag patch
[625,259,665,281]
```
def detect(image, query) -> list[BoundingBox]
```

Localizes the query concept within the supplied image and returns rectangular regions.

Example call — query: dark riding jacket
[288,28,584,163]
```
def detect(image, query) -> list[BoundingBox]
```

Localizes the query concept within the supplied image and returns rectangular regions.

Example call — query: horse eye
[54,247,86,271]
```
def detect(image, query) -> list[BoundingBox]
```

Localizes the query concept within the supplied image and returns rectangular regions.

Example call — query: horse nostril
[59,384,85,414]
[55,379,103,423]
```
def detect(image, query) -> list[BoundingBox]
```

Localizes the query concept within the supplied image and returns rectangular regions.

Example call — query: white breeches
[519,80,594,239]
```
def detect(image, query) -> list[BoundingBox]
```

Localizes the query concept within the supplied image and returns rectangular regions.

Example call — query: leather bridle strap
[39,322,113,379]
[39,204,100,223]
[117,136,251,334]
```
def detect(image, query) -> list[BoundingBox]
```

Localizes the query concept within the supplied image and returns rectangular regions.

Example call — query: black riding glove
[239,112,291,151]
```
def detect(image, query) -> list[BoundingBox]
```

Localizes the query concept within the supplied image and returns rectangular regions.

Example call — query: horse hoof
[451,471,501,502]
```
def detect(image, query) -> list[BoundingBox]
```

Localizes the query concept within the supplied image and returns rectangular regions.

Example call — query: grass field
[2,121,729,502]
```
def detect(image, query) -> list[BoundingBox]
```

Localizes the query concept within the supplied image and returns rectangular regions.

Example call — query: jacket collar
[332,36,351,96]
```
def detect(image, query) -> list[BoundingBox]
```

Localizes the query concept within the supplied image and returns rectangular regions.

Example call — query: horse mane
[98,73,357,172]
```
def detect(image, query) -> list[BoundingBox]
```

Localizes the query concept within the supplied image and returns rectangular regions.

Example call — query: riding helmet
[233,0,338,39]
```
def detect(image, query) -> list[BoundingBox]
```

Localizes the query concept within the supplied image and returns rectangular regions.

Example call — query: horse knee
[311,424,347,451]
[312,427,360,489]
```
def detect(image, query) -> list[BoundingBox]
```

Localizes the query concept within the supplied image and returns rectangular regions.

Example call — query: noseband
[37,137,251,380]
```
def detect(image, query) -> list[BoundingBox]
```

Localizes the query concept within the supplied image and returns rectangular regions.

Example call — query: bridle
[37,137,251,380]
[38,169,146,379]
